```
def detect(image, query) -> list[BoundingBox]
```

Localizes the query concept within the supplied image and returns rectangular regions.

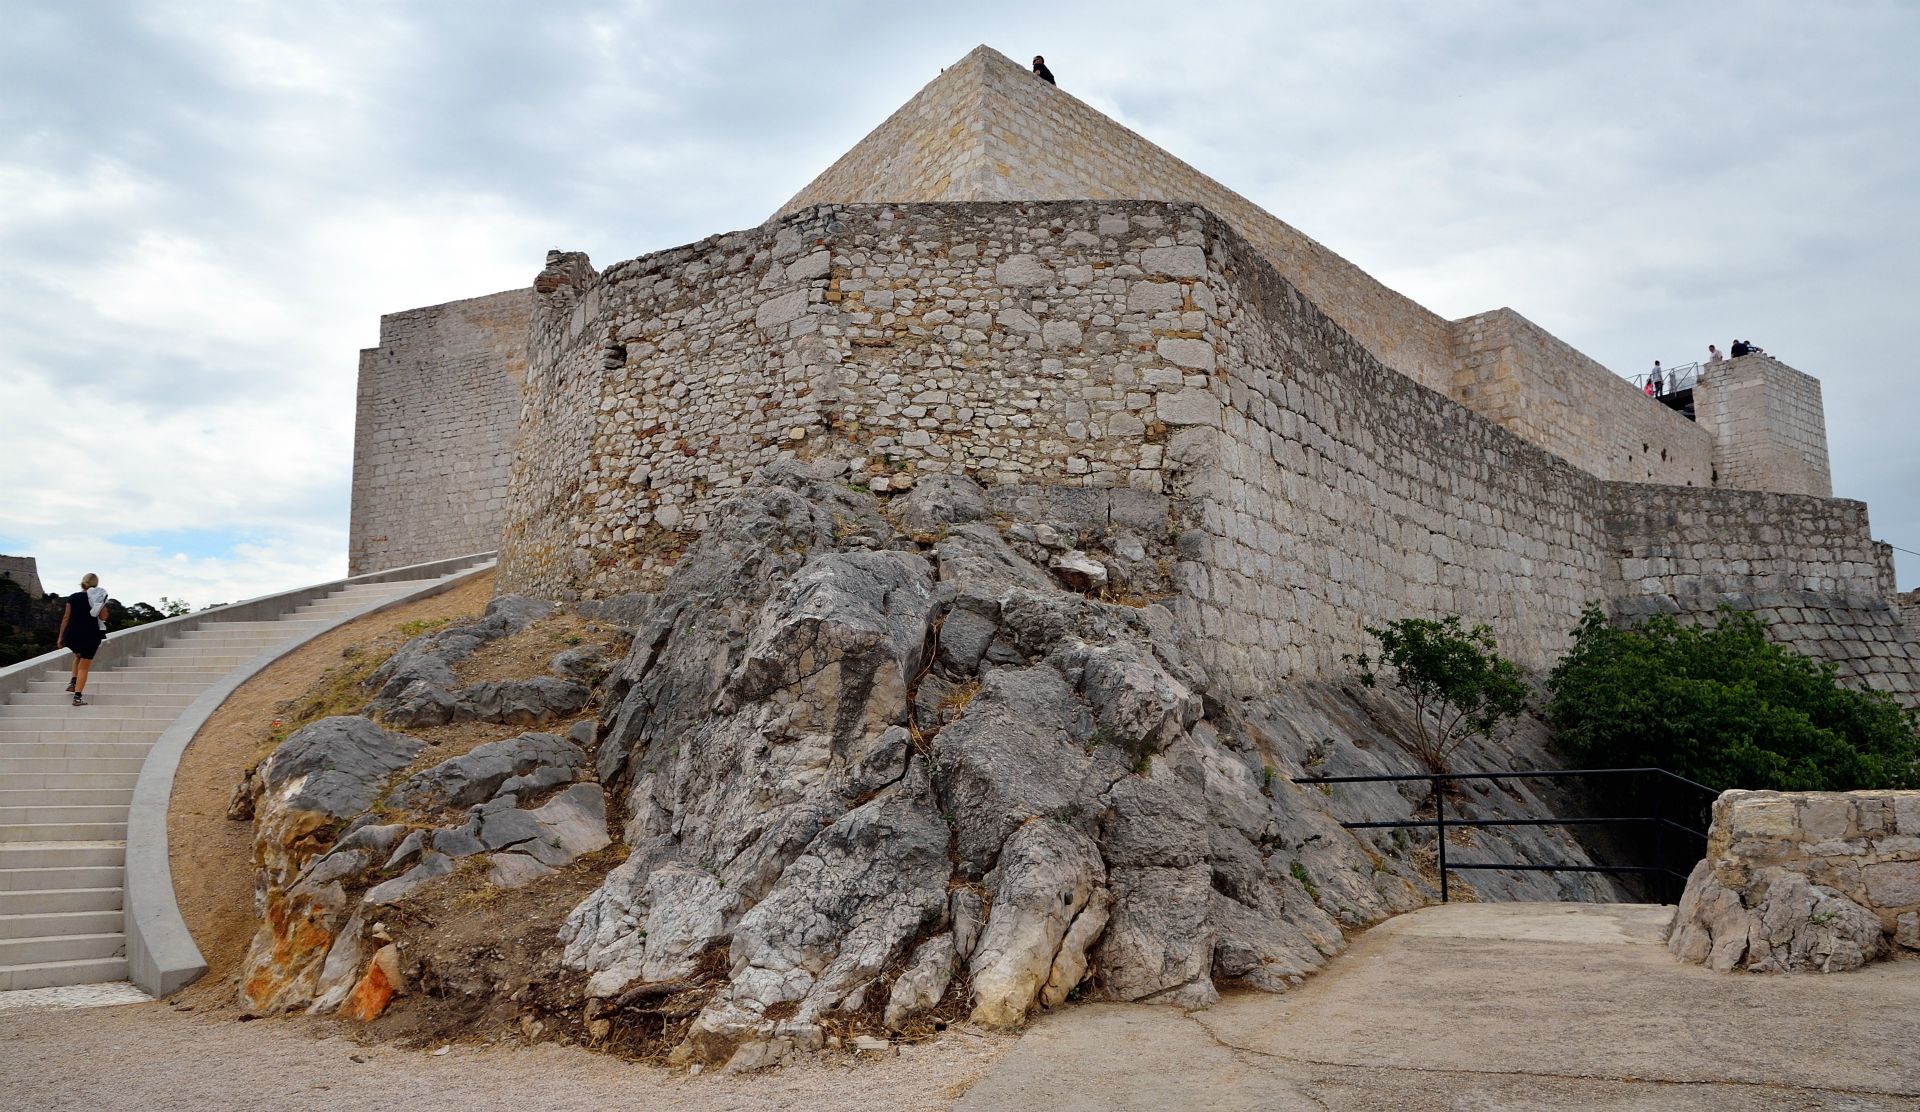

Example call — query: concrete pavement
[958,902,1920,1111]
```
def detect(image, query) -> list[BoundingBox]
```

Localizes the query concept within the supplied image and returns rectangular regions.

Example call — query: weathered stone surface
[455,677,592,725]
[364,852,455,906]
[366,595,555,727]
[884,934,957,1030]
[1672,789,1920,972]
[388,732,585,810]
[261,717,423,818]
[969,821,1105,1027]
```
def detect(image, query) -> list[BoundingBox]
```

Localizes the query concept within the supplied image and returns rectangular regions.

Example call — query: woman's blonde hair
[80,572,99,589]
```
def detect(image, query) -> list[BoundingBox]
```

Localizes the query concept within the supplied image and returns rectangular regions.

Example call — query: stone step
[188,620,333,632]
[0,823,128,844]
[0,804,134,825]
[0,772,139,791]
[0,865,125,892]
[0,789,134,810]
[0,745,153,760]
[0,757,150,776]
[0,843,125,870]
[0,703,180,721]
[0,720,167,739]
[0,955,129,991]
[10,691,200,707]
[0,886,122,914]
[0,932,125,965]
[0,909,121,940]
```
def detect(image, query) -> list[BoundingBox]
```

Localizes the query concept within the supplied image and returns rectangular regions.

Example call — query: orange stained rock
[344,944,403,1022]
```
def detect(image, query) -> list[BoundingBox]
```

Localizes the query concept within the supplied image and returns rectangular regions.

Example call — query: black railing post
[1434,774,1449,903]
[1649,774,1668,903]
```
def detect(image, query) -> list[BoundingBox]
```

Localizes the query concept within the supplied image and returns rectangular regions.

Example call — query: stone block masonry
[349,288,532,574]
[1671,789,1920,972]
[776,45,1759,491]
[1449,308,1712,486]
[1695,353,1832,497]
[498,199,1918,700]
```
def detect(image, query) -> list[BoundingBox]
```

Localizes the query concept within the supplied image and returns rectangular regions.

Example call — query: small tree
[1346,616,1530,773]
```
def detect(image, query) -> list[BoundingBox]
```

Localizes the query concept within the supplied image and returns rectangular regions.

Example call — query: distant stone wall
[1696,354,1832,497]
[1605,487,1886,600]
[349,288,531,574]
[1671,789,1920,973]
[500,200,1913,703]
[1449,309,1713,485]
[0,555,44,599]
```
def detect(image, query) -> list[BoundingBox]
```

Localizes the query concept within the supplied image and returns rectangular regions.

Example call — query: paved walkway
[959,902,1920,1110]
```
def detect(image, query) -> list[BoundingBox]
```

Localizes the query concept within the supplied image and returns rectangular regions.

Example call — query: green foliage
[1345,616,1530,773]
[1547,606,1919,792]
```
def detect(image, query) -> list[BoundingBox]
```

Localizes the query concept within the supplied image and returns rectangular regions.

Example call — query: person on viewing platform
[1649,360,1664,396]
[56,572,109,706]
[1708,344,1724,364]
[1032,55,1055,84]
[1730,340,1750,357]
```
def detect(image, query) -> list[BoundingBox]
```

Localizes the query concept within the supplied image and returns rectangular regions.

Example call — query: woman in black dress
[55,573,108,706]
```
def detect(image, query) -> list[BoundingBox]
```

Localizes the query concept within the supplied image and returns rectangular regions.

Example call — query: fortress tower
[348,46,1914,704]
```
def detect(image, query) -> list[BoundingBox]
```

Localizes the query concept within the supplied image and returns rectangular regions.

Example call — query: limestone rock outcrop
[366,596,590,727]
[239,719,609,1015]
[1670,788,1920,972]
[552,463,1616,1070]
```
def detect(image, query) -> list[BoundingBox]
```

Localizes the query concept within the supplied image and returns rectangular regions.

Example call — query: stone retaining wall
[1670,789,1920,972]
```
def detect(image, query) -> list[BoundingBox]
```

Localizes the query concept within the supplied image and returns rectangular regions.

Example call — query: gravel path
[0,1001,1011,1111]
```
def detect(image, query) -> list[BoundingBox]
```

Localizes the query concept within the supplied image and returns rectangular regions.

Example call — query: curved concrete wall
[114,554,495,997]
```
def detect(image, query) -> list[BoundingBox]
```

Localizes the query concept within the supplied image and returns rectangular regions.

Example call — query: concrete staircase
[0,579,427,991]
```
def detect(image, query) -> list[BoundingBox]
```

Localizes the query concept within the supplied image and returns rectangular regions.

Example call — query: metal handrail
[1292,767,1718,904]
[1629,361,1704,396]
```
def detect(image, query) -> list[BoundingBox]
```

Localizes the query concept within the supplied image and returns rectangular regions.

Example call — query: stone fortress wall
[496,200,1920,704]
[351,45,1914,705]
[349,288,532,574]
[0,555,44,599]
[776,46,1738,491]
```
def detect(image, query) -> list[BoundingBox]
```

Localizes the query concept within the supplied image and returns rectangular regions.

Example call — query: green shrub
[1547,606,1918,792]
[1346,616,1530,773]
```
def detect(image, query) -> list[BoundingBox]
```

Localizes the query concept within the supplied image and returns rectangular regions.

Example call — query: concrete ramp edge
[120,553,497,997]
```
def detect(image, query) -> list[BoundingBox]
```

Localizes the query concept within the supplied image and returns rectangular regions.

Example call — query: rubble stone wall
[1448,308,1714,485]
[349,288,531,574]
[1670,789,1920,972]
[1696,354,1833,497]
[500,200,1910,700]
[775,45,1460,396]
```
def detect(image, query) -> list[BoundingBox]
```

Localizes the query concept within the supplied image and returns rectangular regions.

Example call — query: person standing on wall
[1032,55,1055,84]
[1650,360,1664,396]
[55,572,108,706]
[1708,344,1724,364]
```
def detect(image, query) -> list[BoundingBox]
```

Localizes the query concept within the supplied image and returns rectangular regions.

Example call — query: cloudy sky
[1,0,1915,606]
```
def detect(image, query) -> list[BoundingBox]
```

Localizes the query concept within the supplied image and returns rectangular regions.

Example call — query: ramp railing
[1291,767,1720,904]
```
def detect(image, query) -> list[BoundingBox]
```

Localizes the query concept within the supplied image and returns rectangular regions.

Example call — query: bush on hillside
[1346,616,1531,773]
[1547,606,1919,792]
